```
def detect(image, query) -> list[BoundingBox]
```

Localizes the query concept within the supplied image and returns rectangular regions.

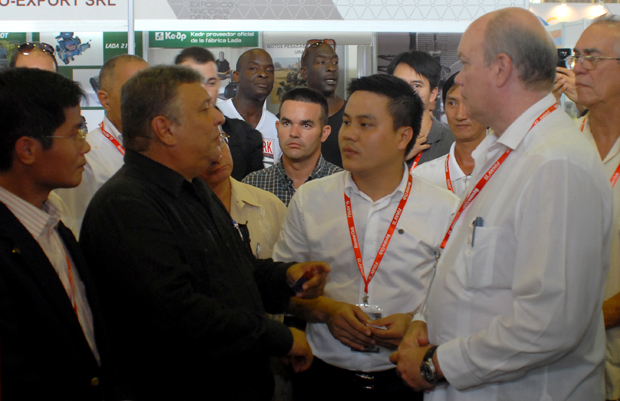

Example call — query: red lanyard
[580,116,620,188]
[445,154,454,194]
[99,122,125,155]
[409,152,423,172]
[65,253,79,317]
[345,173,413,295]
[440,103,558,250]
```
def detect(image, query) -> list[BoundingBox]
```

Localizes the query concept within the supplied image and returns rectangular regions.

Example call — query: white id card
[351,303,385,353]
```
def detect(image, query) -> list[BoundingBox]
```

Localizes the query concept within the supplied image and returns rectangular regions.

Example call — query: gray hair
[589,14,620,56]
[121,65,203,152]
[484,9,557,91]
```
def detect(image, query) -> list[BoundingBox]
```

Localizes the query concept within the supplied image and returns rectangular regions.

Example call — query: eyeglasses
[17,42,55,56]
[301,39,337,61]
[219,128,230,144]
[46,127,88,143]
[566,55,620,71]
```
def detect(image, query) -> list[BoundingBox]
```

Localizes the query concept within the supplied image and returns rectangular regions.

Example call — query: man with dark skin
[218,49,281,167]
[300,40,346,168]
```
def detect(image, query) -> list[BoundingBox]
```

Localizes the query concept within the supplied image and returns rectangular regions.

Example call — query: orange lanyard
[580,116,620,188]
[65,253,79,317]
[345,173,413,295]
[444,154,454,194]
[409,152,423,172]
[99,122,125,155]
[440,103,558,250]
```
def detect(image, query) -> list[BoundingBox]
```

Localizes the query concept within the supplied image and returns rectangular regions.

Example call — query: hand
[389,344,436,392]
[400,320,429,350]
[287,261,331,299]
[284,327,314,373]
[367,313,413,349]
[603,292,620,330]
[323,299,374,351]
[406,133,431,161]
[553,67,579,105]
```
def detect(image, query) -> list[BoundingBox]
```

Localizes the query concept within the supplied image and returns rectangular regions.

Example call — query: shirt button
[90,377,100,387]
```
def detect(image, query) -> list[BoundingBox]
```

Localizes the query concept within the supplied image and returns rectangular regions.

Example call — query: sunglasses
[301,39,336,61]
[17,42,55,56]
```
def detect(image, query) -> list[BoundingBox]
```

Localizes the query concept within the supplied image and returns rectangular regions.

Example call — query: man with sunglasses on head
[570,14,620,401]
[300,38,346,168]
[10,42,58,72]
[55,54,148,236]
[218,48,281,168]
[0,68,120,400]
[388,51,455,170]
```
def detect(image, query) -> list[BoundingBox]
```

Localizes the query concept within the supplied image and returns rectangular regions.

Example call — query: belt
[313,358,400,391]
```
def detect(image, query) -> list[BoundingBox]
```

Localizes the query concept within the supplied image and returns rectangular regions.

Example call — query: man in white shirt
[571,15,620,401]
[391,8,611,400]
[217,49,281,167]
[413,72,487,198]
[55,54,148,236]
[0,68,113,400]
[273,74,459,401]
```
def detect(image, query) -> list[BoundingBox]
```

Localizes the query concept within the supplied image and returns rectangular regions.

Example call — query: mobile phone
[557,48,572,69]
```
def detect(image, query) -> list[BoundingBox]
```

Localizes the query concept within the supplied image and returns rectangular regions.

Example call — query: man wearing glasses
[300,39,346,168]
[570,14,620,401]
[0,68,115,400]
[10,42,58,72]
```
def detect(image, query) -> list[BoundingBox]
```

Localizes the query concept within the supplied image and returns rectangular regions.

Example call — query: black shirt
[80,150,295,401]
[222,115,264,181]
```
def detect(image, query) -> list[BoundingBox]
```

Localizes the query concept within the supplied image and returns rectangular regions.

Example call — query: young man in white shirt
[55,54,148,236]
[412,72,487,198]
[391,8,611,401]
[217,49,281,167]
[571,15,620,401]
[273,74,459,401]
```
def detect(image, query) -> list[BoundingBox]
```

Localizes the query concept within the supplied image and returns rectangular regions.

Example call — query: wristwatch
[420,346,440,384]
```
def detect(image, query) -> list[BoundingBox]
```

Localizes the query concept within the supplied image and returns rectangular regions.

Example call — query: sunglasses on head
[17,42,55,56]
[301,39,336,61]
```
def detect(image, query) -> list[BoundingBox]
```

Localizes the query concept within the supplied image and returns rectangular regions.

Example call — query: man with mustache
[243,87,341,206]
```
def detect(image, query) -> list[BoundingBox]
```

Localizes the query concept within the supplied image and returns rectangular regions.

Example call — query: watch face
[421,361,435,383]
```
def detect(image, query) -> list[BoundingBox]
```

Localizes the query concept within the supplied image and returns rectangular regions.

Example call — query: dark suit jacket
[0,203,110,401]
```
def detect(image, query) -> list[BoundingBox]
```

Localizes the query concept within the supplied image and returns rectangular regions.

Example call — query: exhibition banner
[148,31,258,48]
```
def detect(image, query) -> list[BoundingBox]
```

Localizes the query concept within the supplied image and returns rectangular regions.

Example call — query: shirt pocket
[463,226,515,290]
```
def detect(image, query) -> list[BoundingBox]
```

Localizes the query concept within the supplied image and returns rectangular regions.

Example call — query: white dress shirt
[0,187,100,362]
[413,142,472,198]
[217,98,281,168]
[54,116,124,237]
[425,95,611,400]
[229,177,287,259]
[581,115,620,400]
[273,168,458,372]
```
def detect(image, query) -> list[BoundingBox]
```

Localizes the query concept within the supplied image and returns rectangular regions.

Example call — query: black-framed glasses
[566,55,620,71]
[17,42,55,56]
[301,39,337,61]
[46,127,88,143]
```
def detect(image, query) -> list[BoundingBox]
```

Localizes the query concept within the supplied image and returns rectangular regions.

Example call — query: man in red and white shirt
[56,54,148,236]
[0,68,115,400]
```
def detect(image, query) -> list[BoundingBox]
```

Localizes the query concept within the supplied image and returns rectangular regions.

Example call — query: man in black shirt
[80,65,329,401]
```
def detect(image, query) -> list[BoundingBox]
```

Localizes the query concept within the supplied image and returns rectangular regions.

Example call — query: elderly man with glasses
[570,14,620,401]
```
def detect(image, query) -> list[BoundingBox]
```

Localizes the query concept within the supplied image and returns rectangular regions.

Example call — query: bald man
[217,49,281,167]
[10,42,58,72]
[55,55,148,236]
[391,8,611,400]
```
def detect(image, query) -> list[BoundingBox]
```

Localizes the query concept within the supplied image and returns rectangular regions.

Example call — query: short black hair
[9,46,59,72]
[280,87,329,126]
[442,72,459,107]
[98,54,146,91]
[174,47,216,65]
[121,65,203,152]
[0,68,84,171]
[347,74,424,156]
[387,51,442,89]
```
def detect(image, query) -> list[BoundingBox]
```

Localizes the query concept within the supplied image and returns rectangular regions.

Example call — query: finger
[389,351,399,364]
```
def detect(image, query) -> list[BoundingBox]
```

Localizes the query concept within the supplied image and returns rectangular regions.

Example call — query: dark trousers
[293,357,424,401]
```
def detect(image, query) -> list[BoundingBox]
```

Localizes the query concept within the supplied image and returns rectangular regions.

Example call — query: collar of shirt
[230,177,262,209]
[124,150,210,201]
[344,164,409,204]
[427,117,447,144]
[101,115,123,144]
[580,115,620,165]
[0,186,61,240]
[448,141,467,181]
